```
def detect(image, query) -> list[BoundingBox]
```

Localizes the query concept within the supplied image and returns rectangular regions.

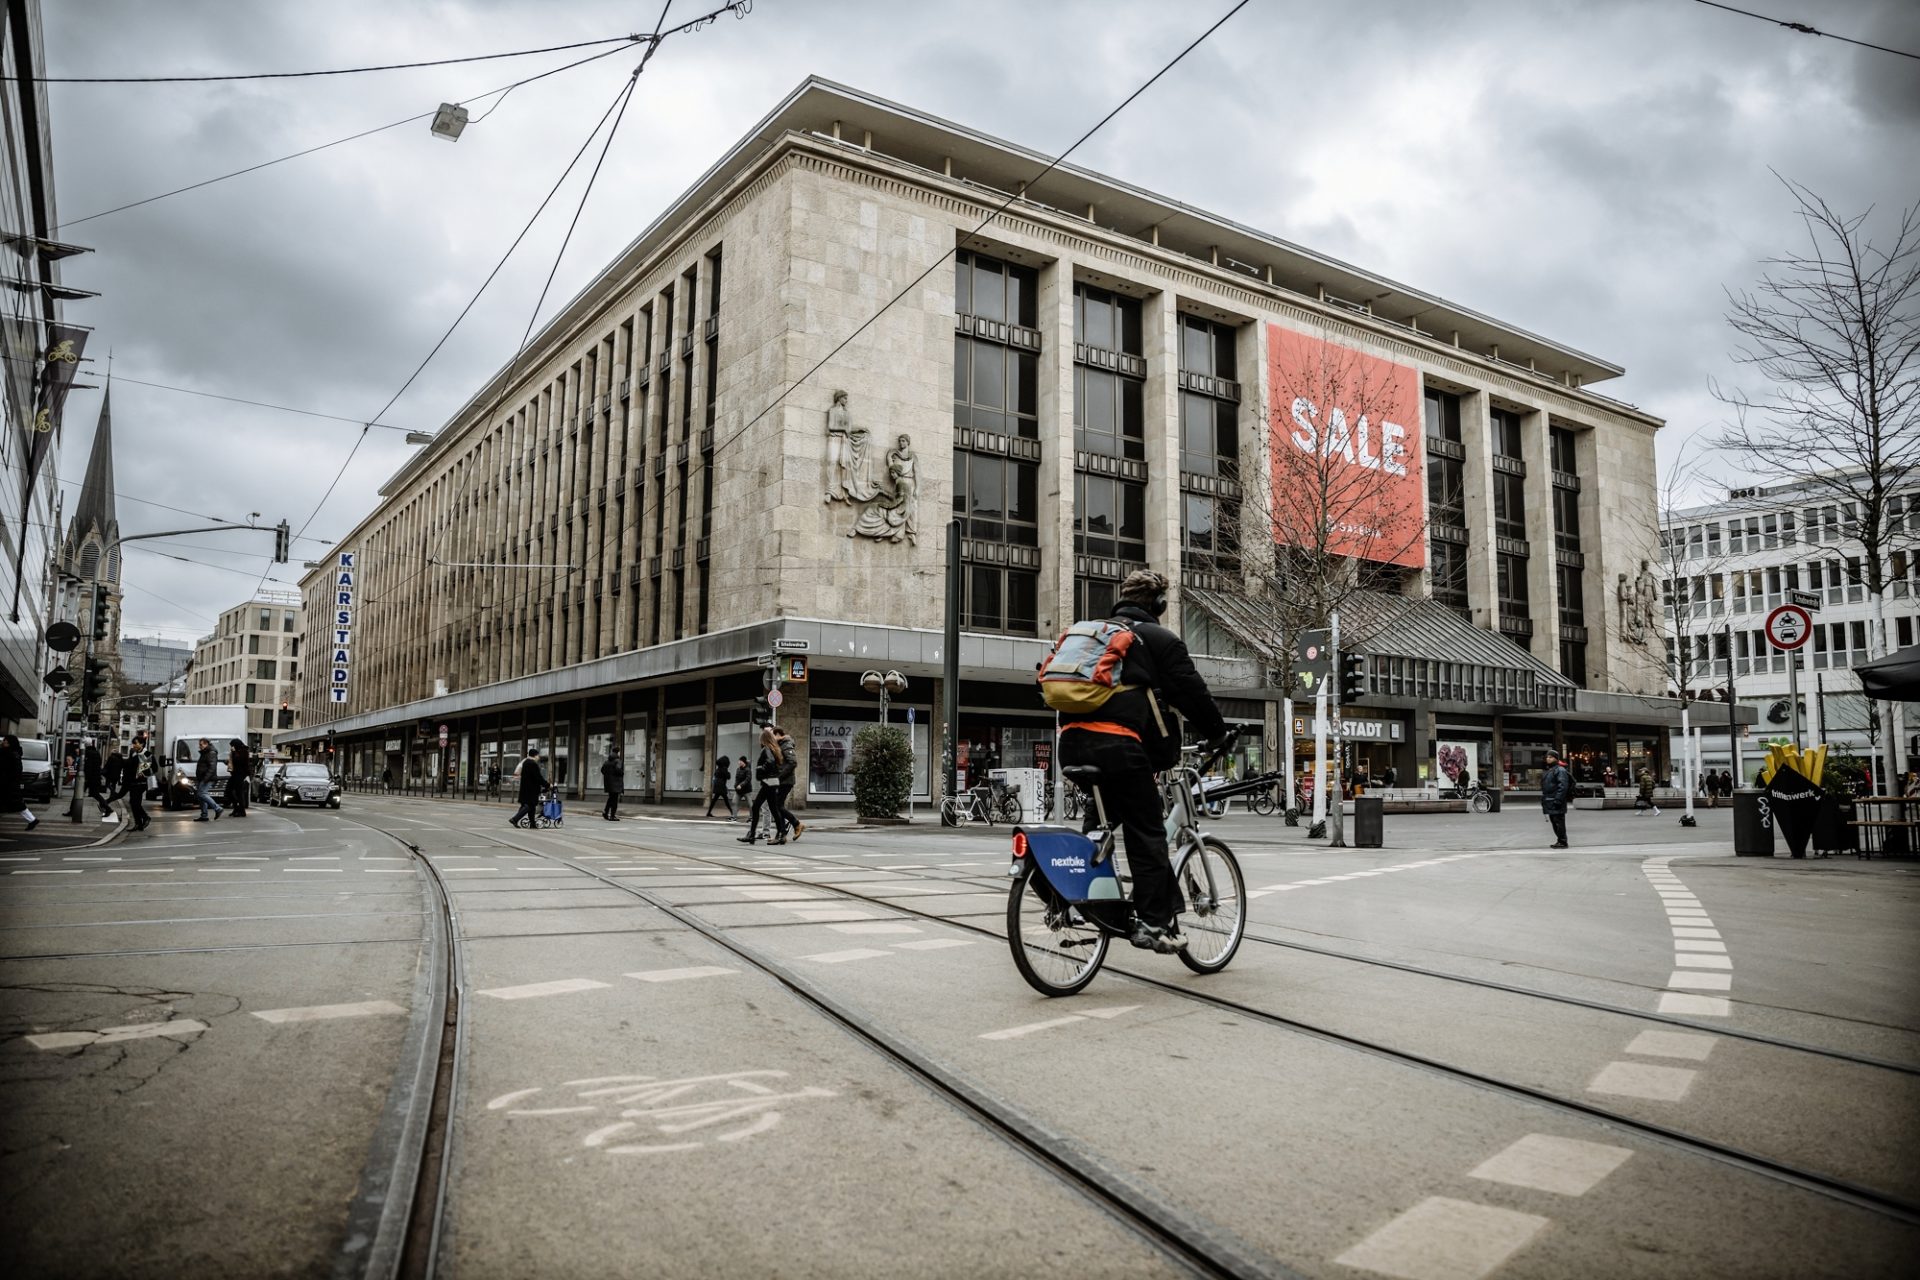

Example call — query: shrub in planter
[851,724,913,819]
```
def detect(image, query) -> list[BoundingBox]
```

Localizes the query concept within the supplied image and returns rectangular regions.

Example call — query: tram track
[441,818,1920,1229]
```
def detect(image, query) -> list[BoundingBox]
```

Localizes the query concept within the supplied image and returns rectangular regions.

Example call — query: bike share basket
[1013,825,1129,904]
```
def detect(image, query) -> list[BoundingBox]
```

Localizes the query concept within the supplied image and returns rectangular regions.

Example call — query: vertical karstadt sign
[330,552,355,706]
[1265,325,1426,569]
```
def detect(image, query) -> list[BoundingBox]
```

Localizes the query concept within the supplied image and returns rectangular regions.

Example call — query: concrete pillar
[1521,404,1560,664]
[1459,390,1499,632]
[1143,289,1181,617]
[1038,255,1076,631]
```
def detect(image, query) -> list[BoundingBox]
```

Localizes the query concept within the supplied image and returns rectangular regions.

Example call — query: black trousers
[774,783,799,835]
[126,785,148,830]
[747,783,782,837]
[704,785,734,817]
[87,782,111,815]
[604,790,622,819]
[1548,812,1568,844]
[1058,731,1181,929]
[510,799,538,826]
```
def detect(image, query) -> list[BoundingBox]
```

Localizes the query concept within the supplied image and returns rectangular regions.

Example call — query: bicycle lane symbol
[486,1070,839,1155]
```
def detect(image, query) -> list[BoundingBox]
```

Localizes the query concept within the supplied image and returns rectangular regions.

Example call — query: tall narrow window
[1073,283,1146,618]
[1425,389,1468,616]
[1177,313,1241,584]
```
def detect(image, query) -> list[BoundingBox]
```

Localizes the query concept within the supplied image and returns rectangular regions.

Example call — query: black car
[268,763,342,809]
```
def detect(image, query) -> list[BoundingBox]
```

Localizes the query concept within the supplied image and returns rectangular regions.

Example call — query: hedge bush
[851,724,913,819]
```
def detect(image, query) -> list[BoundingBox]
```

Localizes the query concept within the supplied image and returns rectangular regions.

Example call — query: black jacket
[1540,764,1573,815]
[1056,604,1227,741]
[103,754,125,790]
[517,758,547,804]
[195,746,218,784]
[734,760,751,793]
[83,745,102,788]
[603,759,626,792]
[0,749,22,812]
[754,746,781,785]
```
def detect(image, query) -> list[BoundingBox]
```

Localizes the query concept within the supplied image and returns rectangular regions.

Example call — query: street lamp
[860,669,908,723]
[429,104,469,142]
[404,431,436,445]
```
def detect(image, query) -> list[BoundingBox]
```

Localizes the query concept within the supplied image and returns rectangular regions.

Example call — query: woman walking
[510,748,547,828]
[773,726,805,842]
[737,728,786,844]
[1636,767,1661,817]
[705,754,736,820]
[1,735,39,831]
[225,739,252,818]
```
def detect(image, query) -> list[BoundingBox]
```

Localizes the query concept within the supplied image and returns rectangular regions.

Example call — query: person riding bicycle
[1056,569,1228,955]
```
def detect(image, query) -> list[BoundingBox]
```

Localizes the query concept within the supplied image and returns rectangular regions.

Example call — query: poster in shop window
[1265,325,1426,569]
[1434,741,1478,791]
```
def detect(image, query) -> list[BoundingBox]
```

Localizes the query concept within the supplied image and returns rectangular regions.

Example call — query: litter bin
[1352,795,1384,847]
[1732,787,1774,857]
[1486,789,1503,813]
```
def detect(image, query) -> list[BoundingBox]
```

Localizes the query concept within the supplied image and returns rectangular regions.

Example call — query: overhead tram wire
[1689,0,1920,60]
[15,32,646,83]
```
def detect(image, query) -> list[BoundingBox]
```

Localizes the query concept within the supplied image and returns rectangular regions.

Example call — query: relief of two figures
[823,390,917,544]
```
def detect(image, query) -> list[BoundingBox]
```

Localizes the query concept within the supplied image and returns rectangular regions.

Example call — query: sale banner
[1265,325,1426,569]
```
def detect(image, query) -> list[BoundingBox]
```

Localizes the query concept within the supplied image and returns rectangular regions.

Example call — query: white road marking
[64,856,120,862]
[1673,939,1727,952]
[12,869,79,875]
[626,966,736,983]
[202,868,258,873]
[478,978,611,1001]
[1467,1133,1633,1196]
[1671,926,1721,939]
[26,1019,210,1051]
[1588,1060,1697,1101]
[1675,953,1733,969]
[108,868,171,873]
[980,1015,1083,1041]
[731,886,831,900]
[1657,993,1732,1016]
[784,908,877,922]
[441,867,499,873]
[0,856,39,861]
[367,869,414,874]
[893,939,975,951]
[252,1000,406,1023]
[1334,1196,1549,1280]
[1667,969,1732,991]
[800,948,891,964]
[877,864,926,870]
[215,856,267,861]
[1625,1029,1717,1061]
[826,922,922,935]
[285,868,342,874]
[289,856,340,861]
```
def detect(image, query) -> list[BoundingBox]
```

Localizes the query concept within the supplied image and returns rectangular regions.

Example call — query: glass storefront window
[622,717,652,798]
[585,723,615,794]
[808,714,930,798]
[664,716,705,793]
[716,713,754,787]
[1501,733,1556,792]
[551,721,573,791]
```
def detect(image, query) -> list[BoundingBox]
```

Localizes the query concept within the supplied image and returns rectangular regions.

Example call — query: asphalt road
[3,794,1916,1278]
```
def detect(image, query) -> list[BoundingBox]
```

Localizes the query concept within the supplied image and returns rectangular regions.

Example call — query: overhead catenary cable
[14,33,645,83]
[1689,0,1920,60]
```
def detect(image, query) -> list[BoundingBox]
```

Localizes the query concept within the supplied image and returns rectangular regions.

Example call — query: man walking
[510,748,546,828]
[194,738,223,822]
[99,743,124,823]
[601,750,625,821]
[124,734,151,832]
[772,728,804,842]
[225,739,252,818]
[83,739,112,818]
[1541,749,1572,849]
[704,754,735,820]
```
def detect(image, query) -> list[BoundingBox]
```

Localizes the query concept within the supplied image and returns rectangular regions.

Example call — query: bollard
[1352,795,1384,848]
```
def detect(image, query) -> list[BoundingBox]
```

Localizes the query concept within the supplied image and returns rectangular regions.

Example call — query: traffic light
[750,696,772,727]
[90,593,110,642]
[273,520,291,563]
[1338,653,1368,704]
[80,657,108,708]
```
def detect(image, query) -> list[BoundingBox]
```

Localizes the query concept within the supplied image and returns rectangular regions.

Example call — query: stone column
[1037,255,1076,631]
[1143,289,1181,619]
[1521,404,1560,665]
[1459,390,1499,632]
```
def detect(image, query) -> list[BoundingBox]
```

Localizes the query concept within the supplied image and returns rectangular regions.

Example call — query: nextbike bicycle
[1005,730,1247,996]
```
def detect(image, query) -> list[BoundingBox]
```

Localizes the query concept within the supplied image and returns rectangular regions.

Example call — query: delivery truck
[154,705,248,809]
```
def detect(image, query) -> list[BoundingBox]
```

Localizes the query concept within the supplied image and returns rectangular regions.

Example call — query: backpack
[1037,620,1139,712]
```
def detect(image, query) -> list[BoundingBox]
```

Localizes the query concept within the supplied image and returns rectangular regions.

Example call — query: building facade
[187,592,302,755]
[285,79,1683,800]
[1662,477,1920,784]
[120,635,192,689]
[48,393,121,730]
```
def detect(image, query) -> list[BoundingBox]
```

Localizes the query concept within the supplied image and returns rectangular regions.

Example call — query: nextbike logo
[1049,855,1086,870]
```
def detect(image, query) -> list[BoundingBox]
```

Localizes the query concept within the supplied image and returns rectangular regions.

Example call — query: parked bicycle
[1444,778,1497,813]
[1005,732,1246,996]
[940,778,1022,827]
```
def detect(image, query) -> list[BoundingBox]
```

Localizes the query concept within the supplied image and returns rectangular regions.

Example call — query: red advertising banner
[1265,325,1426,569]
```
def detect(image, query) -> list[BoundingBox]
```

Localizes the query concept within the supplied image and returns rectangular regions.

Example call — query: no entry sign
[1765,604,1812,651]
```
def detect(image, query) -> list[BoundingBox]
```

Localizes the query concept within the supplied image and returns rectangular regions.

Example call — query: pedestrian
[83,739,112,817]
[194,737,224,821]
[1636,766,1661,816]
[704,754,735,820]
[225,739,252,817]
[601,750,626,821]
[733,755,751,814]
[510,748,546,828]
[0,735,40,831]
[381,765,394,792]
[99,743,125,823]
[1382,764,1398,789]
[738,728,785,844]
[772,726,805,843]
[123,734,151,832]
[1540,749,1572,849]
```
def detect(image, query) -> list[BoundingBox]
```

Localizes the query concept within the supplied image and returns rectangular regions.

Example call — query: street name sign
[772,638,811,653]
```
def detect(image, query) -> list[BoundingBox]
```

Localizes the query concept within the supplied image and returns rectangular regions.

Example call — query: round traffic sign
[767,688,785,709]
[1765,604,1812,651]
[45,621,80,653]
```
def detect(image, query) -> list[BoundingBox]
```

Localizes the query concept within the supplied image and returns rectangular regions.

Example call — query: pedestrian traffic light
[273,519,291,563]
[1339,653,1368,703]
[80,658,108,707]
[750,696,772,727]
[90,593,110,641]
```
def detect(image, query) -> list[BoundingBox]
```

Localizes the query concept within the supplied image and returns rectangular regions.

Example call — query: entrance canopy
[1856,643,1920,701]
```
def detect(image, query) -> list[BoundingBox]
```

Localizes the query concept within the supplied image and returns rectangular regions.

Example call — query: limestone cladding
[299,128,1670,723]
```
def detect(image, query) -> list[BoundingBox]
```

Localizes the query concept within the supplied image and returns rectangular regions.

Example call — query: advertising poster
[1435,740,1477,790]
[1265,325,1426,569]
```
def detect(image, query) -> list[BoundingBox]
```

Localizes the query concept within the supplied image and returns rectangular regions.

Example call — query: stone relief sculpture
[849,434,918,544]
[1617,559,1660,645]
[823,390,878,503]
[1617,572,1644,643]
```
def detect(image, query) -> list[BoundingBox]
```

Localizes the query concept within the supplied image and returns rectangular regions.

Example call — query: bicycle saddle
[1062,765,1104,789]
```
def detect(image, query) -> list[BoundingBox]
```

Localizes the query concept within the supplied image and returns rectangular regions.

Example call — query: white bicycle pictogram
[487,1070,838,1155]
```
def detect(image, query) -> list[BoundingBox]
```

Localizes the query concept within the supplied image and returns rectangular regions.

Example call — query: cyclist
[1057,569,1229,954]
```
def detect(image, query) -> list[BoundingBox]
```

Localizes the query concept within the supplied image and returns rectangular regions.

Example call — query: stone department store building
[284,79,1689,802]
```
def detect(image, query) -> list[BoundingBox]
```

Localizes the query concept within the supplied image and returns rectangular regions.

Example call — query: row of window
[1663,494,1918,561]
[1665,553,1920,616]
[1667,615,1919,682]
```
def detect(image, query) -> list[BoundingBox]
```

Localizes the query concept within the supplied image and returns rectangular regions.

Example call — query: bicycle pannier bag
[1037,620,1138,712]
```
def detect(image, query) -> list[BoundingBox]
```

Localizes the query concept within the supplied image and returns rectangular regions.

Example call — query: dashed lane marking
[784,908,877,922]
[478,978,612,1001]
[1333,1196,1549,1280]
[825,922,921,935]
[1587,1060,1697,1102]
[979,1005,1139,1041]
[11,869,79,875]
[893,939,975,951]
[1467,1133,1633,1197]
[64,856,119,862]
[1674,939,1727,952]
[1657,993,1732,1017]
[252,1000,406,1023]
[1675,953,1733,969]
[1625,1029,1716,1061]
[108,868,171,873]
[1666,969,1732,991]
[626,966,736,983]
[26,1019,210,1051]
[800,948,891,964]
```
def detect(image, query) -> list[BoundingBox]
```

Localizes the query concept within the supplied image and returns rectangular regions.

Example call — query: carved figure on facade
[1617,559,1660,645]
[848,434,918,544]
[823,391,878,503]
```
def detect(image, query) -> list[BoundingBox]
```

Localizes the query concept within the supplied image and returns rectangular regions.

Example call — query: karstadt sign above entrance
[1265,326,1427,570]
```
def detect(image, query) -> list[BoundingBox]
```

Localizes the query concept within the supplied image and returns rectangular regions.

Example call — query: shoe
[104,813,119,823]
[1550,842,1569,849]
[736,835,758,844]
[1127,920,1186,954]
[26,817,38,831]
[194,817,209,823]
[768,836,787,846]
[792,822,806,842]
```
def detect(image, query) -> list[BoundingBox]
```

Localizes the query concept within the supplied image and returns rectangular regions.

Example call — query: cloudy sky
[41,0,1920,642]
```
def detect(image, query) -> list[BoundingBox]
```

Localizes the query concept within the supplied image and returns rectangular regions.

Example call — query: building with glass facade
[186,592,302,755]
[283,79,1688,801]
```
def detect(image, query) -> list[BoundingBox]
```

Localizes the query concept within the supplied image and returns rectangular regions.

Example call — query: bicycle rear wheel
[1176,836,1244,974]
[1470,790,1494,814]
[1249,790,1276,816]
[1007,862,1108,996]
[939,797,961,827]
[994,794,1022,824]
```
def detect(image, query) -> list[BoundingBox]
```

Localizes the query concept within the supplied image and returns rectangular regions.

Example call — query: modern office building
[1,0,87,736]
[1662,476,1919,784]
[186,591,302,754]
[120,635,192,688]
[284,78,1688,802]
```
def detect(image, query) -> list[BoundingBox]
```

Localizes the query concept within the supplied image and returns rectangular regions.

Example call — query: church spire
[72,385,117,549]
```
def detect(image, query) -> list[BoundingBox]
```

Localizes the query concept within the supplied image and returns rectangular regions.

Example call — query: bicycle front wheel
[1470,790,1493,814]
[1176,836,1245,974]
[1249,790,1276,817]
[939,797,961,827]
[1007,862,1108,996]
[994,794,1022,824]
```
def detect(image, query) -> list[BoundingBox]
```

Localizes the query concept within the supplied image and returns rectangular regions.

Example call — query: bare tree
[1713,178,1920,777]
[1223,324,1428,842]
